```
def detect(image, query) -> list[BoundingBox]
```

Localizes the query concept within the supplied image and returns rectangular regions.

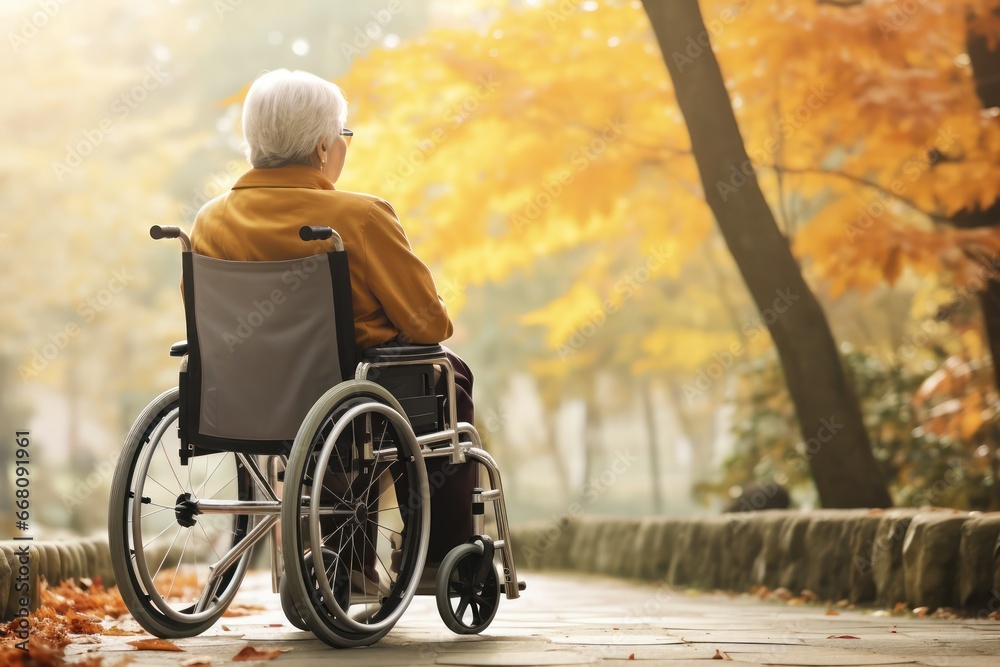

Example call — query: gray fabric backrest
[190,253,340,441]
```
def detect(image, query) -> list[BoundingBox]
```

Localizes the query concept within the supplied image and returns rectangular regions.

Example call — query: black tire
[108,388,254,638]
[436,542,500,634]
[280,549,349,631]
[280,380,430,648]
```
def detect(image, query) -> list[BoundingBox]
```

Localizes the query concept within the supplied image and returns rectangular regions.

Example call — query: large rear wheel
[108,388,255,638]
[280,381,430,648]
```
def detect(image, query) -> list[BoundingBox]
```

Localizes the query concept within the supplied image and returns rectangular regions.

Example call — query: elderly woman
[191,69,475,587]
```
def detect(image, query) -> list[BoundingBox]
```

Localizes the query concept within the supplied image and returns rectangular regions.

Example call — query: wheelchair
[107,224,523,648]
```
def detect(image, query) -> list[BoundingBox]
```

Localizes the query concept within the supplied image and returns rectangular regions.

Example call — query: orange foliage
[335,0,1000,348]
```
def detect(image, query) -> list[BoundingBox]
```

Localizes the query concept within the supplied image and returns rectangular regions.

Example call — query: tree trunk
[642,0,891,508]
[545,409,573,502]
[641,378,664,513]
[955,10,1000,404]
[665,379,716,484]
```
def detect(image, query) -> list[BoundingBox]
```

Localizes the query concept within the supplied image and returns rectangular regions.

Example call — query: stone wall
[509,509,1000,613]
[0,537,113,621]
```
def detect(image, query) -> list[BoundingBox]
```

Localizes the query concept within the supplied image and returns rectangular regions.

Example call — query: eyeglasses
[341,128,353,147]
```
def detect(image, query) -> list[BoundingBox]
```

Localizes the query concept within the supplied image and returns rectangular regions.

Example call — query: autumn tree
[640,0,892,508]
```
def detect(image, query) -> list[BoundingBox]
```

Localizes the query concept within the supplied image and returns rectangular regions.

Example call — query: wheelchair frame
[111,224,520,648]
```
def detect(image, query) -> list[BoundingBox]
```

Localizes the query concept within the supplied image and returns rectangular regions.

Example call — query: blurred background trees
[4,0,1000,535]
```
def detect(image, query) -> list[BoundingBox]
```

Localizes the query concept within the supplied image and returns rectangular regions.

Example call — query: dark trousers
[425,347,477,563]
[318,347,477,569]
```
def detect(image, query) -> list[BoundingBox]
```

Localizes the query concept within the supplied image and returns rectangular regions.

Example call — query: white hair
[241,69,348,168]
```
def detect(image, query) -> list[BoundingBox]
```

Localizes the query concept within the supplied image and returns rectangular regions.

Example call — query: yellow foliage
[215,0,1000,375]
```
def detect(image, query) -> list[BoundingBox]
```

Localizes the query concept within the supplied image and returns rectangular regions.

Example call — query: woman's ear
[314,139,329,164]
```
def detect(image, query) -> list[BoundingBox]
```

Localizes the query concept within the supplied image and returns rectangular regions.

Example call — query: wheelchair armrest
[170,340,188,357]
[362,343,446,363]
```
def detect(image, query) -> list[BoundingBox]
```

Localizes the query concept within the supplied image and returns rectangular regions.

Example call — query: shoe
[390,534,402,574]
[350,565,390,598]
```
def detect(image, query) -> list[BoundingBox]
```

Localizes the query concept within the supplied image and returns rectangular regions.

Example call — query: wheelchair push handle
[150,225,191,252]
[299,226,345,251]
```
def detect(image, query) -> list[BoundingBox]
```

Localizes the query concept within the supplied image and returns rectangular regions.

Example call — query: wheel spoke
[195,455,230,498]
[455,596,470,620]
[361,526,394,591]
[371,469,405,506]
[197,522,222,561]
[145,475,176,497]
[166,528,193,602]
[144,520,179,551]
[158,439,185,491]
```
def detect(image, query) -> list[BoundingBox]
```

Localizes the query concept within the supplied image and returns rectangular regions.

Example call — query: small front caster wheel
[435,542,500,634]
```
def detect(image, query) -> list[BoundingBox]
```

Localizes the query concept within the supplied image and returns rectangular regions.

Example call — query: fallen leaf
[233,646,286,662]
[712,648,732,660]
[772,587,793,601]
[627,653,635,660]
[801,589,819,602]
[913,606,930,617]
[182,657,214,666]
[892,602,907,613]
[825,610,839,616]
[827,634,860,639]
[787,597,806,606]
[65,610,103,635]
[129,638,184,652]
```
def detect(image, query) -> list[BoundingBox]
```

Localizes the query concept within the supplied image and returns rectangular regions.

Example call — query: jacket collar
[232,165,335,191]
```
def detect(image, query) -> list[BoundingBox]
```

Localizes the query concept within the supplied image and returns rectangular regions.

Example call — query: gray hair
[241,69,348,169]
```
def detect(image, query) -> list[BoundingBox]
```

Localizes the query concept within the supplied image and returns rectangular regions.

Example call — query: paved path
[71,572,1000,666]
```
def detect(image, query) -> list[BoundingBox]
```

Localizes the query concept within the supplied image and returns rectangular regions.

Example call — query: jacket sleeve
[362,200,454,344]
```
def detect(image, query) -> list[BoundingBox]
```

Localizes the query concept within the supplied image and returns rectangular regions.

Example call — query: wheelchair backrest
[180,251,355,455]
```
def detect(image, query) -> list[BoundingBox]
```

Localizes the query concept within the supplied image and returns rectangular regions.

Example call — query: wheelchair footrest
[500,580,527,594]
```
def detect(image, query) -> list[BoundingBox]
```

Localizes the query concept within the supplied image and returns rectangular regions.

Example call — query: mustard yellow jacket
[191,165,454,351]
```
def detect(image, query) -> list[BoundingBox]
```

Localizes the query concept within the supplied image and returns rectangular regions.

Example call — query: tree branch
[769,164,952,224]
